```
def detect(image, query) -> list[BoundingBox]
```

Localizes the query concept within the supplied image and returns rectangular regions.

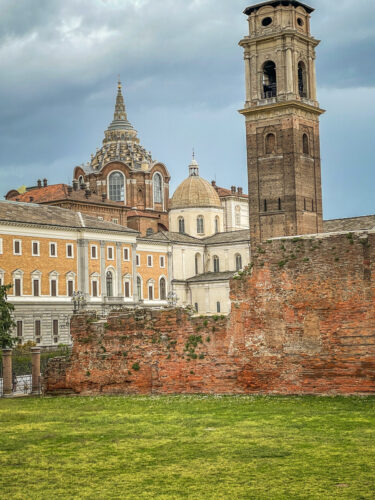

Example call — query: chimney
[238,187,243,195]
[85,188,91,199]
[72,180,79,191]
[211,180,216,187]
[231,186,236,194]
[37,179,42,188]
[67,185,73,195]
[101,193,107,202]
[43,178,48,187]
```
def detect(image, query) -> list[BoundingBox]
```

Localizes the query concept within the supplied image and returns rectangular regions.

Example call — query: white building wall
[169,207,224,238]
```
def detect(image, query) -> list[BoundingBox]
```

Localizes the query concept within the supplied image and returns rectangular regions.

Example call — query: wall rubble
[44,231,375,395]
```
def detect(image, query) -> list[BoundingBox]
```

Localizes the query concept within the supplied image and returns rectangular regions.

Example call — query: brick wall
[44,231,375,395]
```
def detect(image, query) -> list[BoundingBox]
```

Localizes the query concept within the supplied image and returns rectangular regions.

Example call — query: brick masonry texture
[44,231,375,395]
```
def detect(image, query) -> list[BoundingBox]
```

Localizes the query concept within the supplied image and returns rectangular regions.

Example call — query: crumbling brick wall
[44,231,375,395]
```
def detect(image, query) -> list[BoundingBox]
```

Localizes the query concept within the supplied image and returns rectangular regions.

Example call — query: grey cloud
[0,0,374,219]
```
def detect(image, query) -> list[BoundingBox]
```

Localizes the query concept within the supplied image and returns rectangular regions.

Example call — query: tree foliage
[0,284,16,349]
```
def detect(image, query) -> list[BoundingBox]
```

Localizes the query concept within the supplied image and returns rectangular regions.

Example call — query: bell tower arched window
[153,173,163,204]
[265,133,276,154]
[298,61,307,98]
[262,61,277,98]
[303,134,309,155]
[108,172,125,202]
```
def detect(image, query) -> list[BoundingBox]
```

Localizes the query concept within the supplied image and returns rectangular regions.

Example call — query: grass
[0,396,374,499]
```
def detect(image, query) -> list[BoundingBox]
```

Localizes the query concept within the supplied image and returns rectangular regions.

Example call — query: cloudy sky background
[0,0,374,219]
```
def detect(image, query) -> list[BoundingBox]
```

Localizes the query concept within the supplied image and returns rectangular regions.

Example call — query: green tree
[0,284,16,349]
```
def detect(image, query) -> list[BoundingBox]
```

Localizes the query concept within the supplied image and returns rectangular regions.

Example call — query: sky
[0,0,374,220]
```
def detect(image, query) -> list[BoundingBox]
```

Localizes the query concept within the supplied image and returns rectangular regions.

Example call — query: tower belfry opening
[263,61,277,98]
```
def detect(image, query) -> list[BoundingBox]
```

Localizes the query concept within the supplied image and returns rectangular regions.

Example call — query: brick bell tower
[239,1,324,246]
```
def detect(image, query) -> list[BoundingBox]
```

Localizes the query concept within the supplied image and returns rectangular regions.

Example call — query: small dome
[171,157,221,209]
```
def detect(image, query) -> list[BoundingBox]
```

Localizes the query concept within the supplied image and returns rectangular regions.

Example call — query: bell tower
[239,1,324,246]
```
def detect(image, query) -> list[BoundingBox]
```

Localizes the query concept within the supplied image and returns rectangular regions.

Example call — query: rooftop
[0,200,137,233]
[244,1,314,16]
[186,271,236,283]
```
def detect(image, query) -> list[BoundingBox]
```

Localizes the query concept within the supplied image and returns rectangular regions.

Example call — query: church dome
[170,157,221,209]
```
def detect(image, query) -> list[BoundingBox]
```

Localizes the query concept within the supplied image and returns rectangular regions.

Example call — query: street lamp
[72,291,86,313]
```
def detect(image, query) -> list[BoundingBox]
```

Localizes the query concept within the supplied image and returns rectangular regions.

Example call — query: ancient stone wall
[44,231,375,395]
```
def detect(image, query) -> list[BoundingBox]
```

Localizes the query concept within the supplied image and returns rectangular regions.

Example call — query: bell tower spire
[239,1,324,246]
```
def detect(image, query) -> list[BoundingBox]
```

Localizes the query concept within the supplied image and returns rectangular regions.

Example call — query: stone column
[245,56,251,105]
[31,347,41,395]
[100,241,106,297]
[286,48,293,94]
[116,243,122,298]
[167,249,173,292]
[132,243,138,304]
[2,348,12,396]
[77,240,89,296]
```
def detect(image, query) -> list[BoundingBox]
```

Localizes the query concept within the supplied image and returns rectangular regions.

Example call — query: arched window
[137,276,142,300]
[215,216,220,233]
[108,172,125,202]
[263,61,277,98]
[78,176,84,188]
[235,254,242,271]
[178,217,185,234]
[160,278,166,300]
[146,228,154,237]
[278,198,282,211]
[235,206,241,226]
[213,256,220,273]
[197,216,204,234]
[298,61,307,98]
[265,133,276,154]
[195,253,201,275]
[264,200,267,212]
[153,173,163,204]
[303,134,309,155]
[106,271,113,297]
[148,280,154,300]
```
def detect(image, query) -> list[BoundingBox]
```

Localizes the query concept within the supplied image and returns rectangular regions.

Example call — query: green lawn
[0,396,374,499]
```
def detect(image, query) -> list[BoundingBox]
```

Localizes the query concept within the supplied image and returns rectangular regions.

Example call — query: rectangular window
[16,320,23,338]
[112,218,119,224]
[51,280,57,297]
[92,280,98,297]
[0,238,3,254]
[53,319,59,343]
[66,244,73,258]
[15,278,21,297]
[107,246,114,260]
[49,242,57,257]
[33,279,39,297]
[217,302,221,313]
[32,241,40,256]
[124,281,130,298]
[98,216,104,221]
[14,240,22,255]
[35,320,41,343]
[195,303,199,313]
[160,256,165,268]
[68,280,74,297]
[123,248,129,261]
[147,255,153,267]
[91,245,97,259]
[148,286,153,300]
[136,254,140,267]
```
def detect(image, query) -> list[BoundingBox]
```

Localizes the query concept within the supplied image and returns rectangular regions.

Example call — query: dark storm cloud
[0,0,374,218]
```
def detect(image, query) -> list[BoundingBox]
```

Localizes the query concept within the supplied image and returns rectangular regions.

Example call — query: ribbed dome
[171,175,221,209]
